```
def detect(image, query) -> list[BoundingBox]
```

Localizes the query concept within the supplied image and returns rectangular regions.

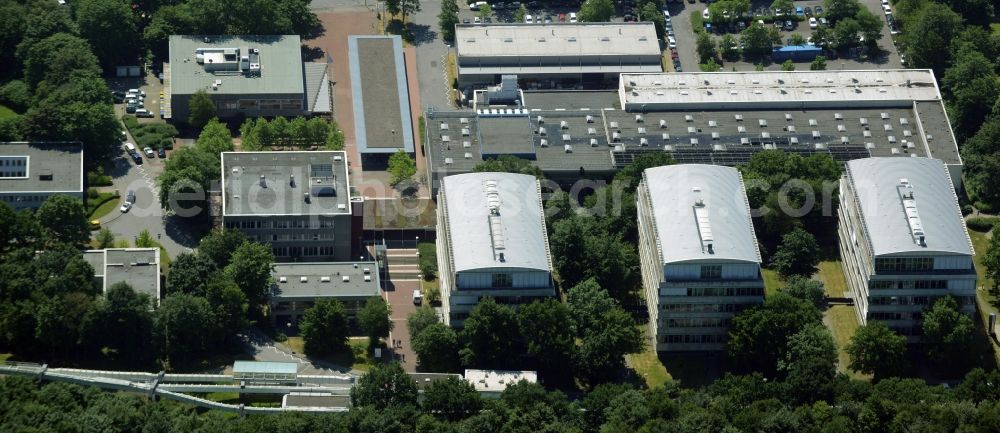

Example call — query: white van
[569,12,577,22]
[412,289,423,305]
[124,142,136,153]
[470,1,487,10]
[525,14,533,23]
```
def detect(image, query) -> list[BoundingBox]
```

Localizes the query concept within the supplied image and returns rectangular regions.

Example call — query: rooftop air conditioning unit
[300,276,308,282]
[364,275,372,282]
[363,268,371,274]
[320,276,331,282]
[279,276,287,283]
[342,275,350,282]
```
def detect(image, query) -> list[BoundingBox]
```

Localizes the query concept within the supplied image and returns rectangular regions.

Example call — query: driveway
[410,0,451,110]
[99,140,196,258]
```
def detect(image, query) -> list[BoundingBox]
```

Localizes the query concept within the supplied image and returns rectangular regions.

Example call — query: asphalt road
[410,0,452,110]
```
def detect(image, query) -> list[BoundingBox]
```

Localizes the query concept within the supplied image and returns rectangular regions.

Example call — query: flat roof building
[221,151,361,262]
[454,23,662,87]
[166,35,331,122]
[270,261,381,328]
[0,142,83,210]
[637,164,764,351]
[437,172,555,327]
[424,69,964,190]
[839,157,976,339]
[348,36,415,167]
[85,248,162,306]
[464,369,538,397]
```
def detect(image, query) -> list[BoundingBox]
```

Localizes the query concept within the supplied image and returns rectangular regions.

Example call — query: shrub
[966,217,998,232]
[87,188,100,199]
[0,80,31,112]
[418,242,437,280]
[87,171,112,187]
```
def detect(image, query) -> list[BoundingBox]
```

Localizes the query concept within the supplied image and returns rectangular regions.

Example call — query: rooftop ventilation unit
[586,115,594,123]
[343,275,350,282]
[560,120,569,129]
[590,138,599,146]
[881,112,890,119]
[659,119,667,128]
[538,127,547,136]
[684,115,694,122]
[897,180,926,245]
[564,144,573,153]
[708,120,717,127]
[587,127,597,135]
[320,276,331,282]
[610,121,619,129]
[537,115,545,124]
[463,140,471,148]
[809,119,818,126]
[640,137,649,146]
[540,138,549,147]
[637,127,647,135]
[279,276,287,283]
[785,114,793,121]
[364,275,372,282]
[787,125,797,132]
[758,119,767,127]
[464,152,472,159]
[300,276,308,282]
[734,114,743,121]
[562,134,571,142]
[440,123,449,130]
[635,114,644,123]
[900,118,909,125]
[460,117,469,124]
[662,133,670,141]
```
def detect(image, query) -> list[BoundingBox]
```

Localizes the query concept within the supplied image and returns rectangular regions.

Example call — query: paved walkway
[383,248,421,371]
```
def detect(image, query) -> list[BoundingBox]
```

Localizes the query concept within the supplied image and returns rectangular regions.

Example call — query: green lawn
[88,193,120,220]
[0,353,12,363]
[763,268,782,296]
[0,104,16,119]
[967,229,1000,366]
[284,337,375,371]
[992,23,1000,35]
[626,327,671,388]
[817,261,849,297]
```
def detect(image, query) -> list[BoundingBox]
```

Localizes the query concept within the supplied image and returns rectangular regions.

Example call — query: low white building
[839,157,976,339]
[637,164,764,351]
[464,369,538,397]
[436,172,555,327]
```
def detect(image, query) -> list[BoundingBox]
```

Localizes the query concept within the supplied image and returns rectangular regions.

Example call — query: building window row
[268,233,334,241]
[226,220,336,230]
[868,311,921,321]
[660,303,750,313]
[660,334,727,344]
[491,273,513,288]
[685,287,764,297]
[1,159,25,166]
[1,195,47,203]
[874,257,934,273]
[870,279,947,290]
[870,295,975,307]
[0,171,25,178]
[664,318,730,328]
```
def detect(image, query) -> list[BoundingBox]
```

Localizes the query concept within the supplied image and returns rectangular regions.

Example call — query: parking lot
[666,0,901,72]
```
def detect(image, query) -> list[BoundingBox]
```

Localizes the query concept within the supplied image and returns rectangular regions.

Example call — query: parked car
[157,149,166,158]
[143,147,155,158]
[474,16,481,23]
[569,12,577,22]
[804,7,812,16]
[819,17,828,26]
[135,109,154,118]
[462,17,470,23]
[120,201,132,213]
[882,4,891,13]
[667,36,677,48]
[814,6,823,15]
[525,14,532,23]
[809,17,818,29]
[702,8,709,19]
[124,142,136,154]
[469,1,487,10]
[126,190,136,204]
[784,20,794,30]
[413,289,423,305]
[131,153,142,164]
[544,14,552,23]
[795,6,803,16]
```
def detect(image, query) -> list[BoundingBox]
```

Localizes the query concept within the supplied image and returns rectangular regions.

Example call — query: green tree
[780,323,837,403]
[300,299,349,357]
[983,221,1000,295]
[422,376,482,421]
[388,149,417,186]
[810,55,827,70]
[962,118,1000,211]
[720,34,740,60]
[476,3,492,20]
[197,229,248,268]
[513,3,528,22]
[740,22,777,59]
[472,155,543,178]
[22,33,100,88]
[922,296,974,367]
[358,296,392,346]
[223,241,274,306]
[780,276,826,310]
[696,31,718,63]
[823,0,861,23]
[187,89,216,128]
[412,322,460,372]
[407,306,441,341]
[641,2,666,38]
[517,299,576,382]
[157,146,219,212]
[350,362,419,409]
[75,0,139,71]
[833,18,862,50]
[567,279,643,385]
[943,52,999,141]
[903,3,964,76]
[95,228,115,249]
[80,282,154,365]
[855,8,882,46]
[459,298,523,368]
[771,228,820,277]
[166,253,218,296]
[782,59,796,71]
[578,0,615,22]
[154,293,220,362]
[204,277,249,336]
[788,34,806,46]
[135,229,155,248]
[727,292,822,375]
[771,0,795,15]
[195,118,234,158]
[549,215,640,297]
[846,321,907,380]
[37,195,89,245]
[144,5,195,50]
[438,0,460,43]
